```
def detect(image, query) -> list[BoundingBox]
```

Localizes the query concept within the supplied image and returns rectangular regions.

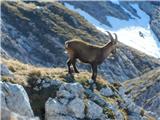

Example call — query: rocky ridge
[1,1,160,83]
[1,59,158,120]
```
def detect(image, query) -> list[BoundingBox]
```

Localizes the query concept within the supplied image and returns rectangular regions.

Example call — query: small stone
[1,64,13,76]
[57,90,73,99]
[59,83,84,98]
[100,87,114,97]
[58,98,69,105]
[88,79,94,84]
[33,86,40,91]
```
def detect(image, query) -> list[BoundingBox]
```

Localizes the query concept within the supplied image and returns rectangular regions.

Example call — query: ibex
[65,31,118,83]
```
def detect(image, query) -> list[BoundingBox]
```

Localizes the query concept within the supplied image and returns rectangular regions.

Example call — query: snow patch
[64,3,160,58]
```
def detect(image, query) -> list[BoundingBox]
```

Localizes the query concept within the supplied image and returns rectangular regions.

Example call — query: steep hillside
[1,58,157,120]
[1,1,107,66]
[1,1,160,82]
[124,68,160,117]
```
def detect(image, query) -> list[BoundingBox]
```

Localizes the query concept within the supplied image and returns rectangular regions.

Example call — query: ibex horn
[114,33,117,41]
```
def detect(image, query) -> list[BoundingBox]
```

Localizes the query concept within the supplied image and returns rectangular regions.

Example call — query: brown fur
[65,31,118,83]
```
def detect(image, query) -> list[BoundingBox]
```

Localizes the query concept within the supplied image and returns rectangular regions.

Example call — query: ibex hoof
[89,83,96,91]
[75,70,79,73]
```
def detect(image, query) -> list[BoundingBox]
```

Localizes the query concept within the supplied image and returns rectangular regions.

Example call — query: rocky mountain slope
[1,1,160,82]
[1,58,158,120]
[124,68,160,117]
[64,1,160,58]
[65,1,160,41]
[138,1,160,41]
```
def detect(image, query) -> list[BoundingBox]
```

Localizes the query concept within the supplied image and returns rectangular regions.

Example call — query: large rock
[86,100,103,119]
[1,81,34,117]
[45,98,68,117]
[45,83,85,120]
[67,98,85,118]
[59,83,84,99]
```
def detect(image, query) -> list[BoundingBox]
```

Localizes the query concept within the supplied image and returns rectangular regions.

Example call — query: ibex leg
[67,59,72,74]
[91,64,97,83]
[72,59,79,73]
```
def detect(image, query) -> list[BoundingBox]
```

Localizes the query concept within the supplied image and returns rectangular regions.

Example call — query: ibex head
[106,31,118,44]
[106,31,118,54]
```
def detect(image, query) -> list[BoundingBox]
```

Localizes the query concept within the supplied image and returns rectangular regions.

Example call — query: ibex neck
[102,42,115,58]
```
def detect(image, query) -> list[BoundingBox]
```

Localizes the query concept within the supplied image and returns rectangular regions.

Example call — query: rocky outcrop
[45,82,150,120]
[1,63,13,76]
[45,83,85,120]
[124,68,160,117]
[1,57,158,120]
[86,100,103,119]
[1,1,160,83]
[0,81,38,120]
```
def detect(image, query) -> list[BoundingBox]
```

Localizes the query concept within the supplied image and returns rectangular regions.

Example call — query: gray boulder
[67,98,85,118]
[1,107,39,120]
[100,87,114,97]
[45,83,85,120]
[45,98,68,116]
[1,81,34,117]
[59,83,84,98]
[45,97,84,120]
[86,100,103,119]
